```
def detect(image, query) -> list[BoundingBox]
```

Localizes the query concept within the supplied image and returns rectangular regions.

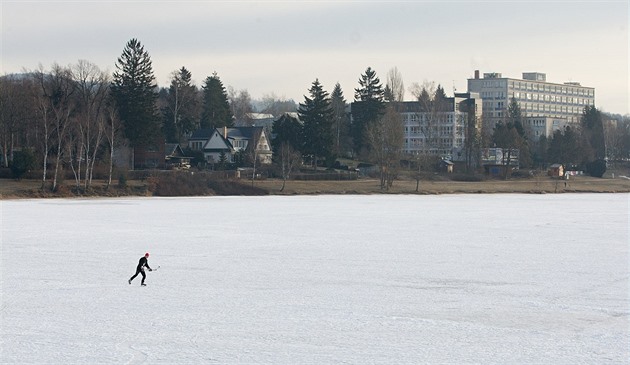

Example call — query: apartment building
[394,92,482,161]
[467,71,595,137]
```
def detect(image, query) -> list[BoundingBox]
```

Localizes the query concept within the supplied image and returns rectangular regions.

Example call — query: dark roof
[165,143,187,157]
[165,143,180,154]
[189,128,215,139]
[228,126,263,140]
[190,127,264,141]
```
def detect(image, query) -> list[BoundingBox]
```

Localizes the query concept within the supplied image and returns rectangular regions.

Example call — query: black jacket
[136,256,152,271]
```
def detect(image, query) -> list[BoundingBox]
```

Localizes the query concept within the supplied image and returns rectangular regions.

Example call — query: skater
[129,252,152,286]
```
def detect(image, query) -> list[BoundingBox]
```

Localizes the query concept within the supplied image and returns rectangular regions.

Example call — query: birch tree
[70,60,110,190]
[104,100,121,189]
[330,83,350,157]
[33,65,76,191]
[164,67,199,143]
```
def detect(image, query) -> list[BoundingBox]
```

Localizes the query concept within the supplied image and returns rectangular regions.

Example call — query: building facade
[467,71,595,136]
[188,126,272,165]
[394,92,482,161]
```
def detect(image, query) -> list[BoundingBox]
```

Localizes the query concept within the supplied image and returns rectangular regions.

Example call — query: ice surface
[1,194,628,364]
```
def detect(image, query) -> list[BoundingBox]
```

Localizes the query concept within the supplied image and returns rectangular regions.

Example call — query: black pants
[130,269,146,284]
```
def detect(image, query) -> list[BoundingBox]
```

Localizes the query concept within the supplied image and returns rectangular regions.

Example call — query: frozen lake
[1,194,628,364]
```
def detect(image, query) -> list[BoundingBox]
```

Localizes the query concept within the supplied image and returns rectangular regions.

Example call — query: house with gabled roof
[188,126,272,165]
[165,143,191,169]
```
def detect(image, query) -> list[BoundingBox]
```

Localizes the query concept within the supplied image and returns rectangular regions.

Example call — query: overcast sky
[2,0,628,114]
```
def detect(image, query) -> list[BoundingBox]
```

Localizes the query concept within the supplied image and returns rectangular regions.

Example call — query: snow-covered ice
[1,194,628,364]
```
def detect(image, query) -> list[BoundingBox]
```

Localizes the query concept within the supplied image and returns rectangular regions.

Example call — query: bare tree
[246,128,264,187]
[330,83,350,157]
[104,101,121,189]
[259,93,297,115]
[278,141,302,192]
[365,104,404,190]
[385,66,405,102]
[408,81,448,191]
[603,118,625,161]
[227,86,253,125]
[0,76,34,168]
[164,67,199,143]
[70,60,110,190]
[32,65,76,191]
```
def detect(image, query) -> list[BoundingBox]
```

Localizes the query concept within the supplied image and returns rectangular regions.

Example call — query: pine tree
[547,126,590,168]
[581,105,605,159]
[200,72,233,129]
[111,38,161,147]
[507,97,525,136]
[352,67,385,155]
[272,113,302,156]
[330,83,349,157]
[299,79,334,167]
[434,84,447,99]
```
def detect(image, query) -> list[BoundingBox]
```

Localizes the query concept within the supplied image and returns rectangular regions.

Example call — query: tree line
[1,38,628,193]
[490,97,627,178]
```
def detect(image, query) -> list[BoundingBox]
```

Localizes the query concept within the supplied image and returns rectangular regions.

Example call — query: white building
[188,127,272,165]
[395,92,482,161]
[523,116,570,140]
[467,71,595,135]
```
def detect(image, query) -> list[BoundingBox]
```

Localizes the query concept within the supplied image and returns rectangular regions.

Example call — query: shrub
[0,167,12,179]
[207,179,268,195]
[146,176,159,193]
[449,173,485,182]
[10,149,36,179]
[153,173,209,196]
[510,170,533,179]
[118,171,128,188]
[149,172,268,196]
[587,159,607,178]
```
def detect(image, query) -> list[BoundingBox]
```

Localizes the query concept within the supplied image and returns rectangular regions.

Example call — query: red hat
[145,252,150,257]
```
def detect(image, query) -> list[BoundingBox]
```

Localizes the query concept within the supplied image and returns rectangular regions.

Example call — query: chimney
[474,70,480,79]
[223,126,227,138]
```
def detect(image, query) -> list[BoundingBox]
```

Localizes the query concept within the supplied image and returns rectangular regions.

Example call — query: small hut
[547,164,564,178]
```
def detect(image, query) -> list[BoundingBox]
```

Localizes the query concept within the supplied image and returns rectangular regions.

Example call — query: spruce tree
[111,38,161,147]
[299,79,334,167]
[331,83,349,157]
[507,97,525,136]
[352,67,385,155]
[272,113,302,155]
[581,105,606,159]
[200,72,233,129]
